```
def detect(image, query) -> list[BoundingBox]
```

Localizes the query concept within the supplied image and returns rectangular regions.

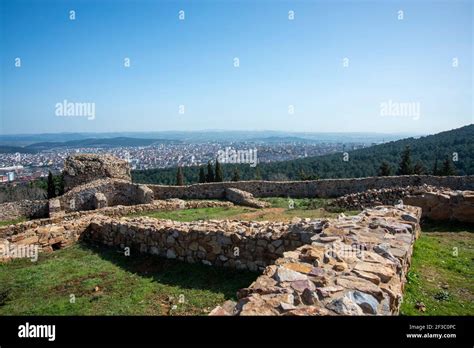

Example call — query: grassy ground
[0,244,256,315]
[129,198,359,222]
[400,221,474,316]
[1,199,472,316]
[0,217,26,227]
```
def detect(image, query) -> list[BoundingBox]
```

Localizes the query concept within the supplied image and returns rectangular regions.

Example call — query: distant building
[0,175,7,183]
[7,171,15,182]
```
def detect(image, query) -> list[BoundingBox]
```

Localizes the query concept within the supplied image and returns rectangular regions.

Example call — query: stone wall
[83,216,317,271]
[405,190,474,223]
[63,154,131,192]
[0,199,49,221]
[330,186,474,224]
[210,205,421,316]
[148,175,474,200]
[0,199,234,241]
[0,204,422,316]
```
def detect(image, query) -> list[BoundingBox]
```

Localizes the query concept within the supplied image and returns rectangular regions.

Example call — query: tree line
[133,125,472,185]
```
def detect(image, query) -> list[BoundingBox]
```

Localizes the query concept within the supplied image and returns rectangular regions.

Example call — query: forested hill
[132,124,474,185]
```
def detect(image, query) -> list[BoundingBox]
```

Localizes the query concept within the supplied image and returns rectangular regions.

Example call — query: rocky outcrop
[225,188,270,208]
[63,154,131,192]
[211,205,421,316]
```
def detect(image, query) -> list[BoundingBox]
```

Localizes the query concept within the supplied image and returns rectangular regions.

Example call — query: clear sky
[0,0,472,135]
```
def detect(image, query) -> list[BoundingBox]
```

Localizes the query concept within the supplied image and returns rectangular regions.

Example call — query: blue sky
[0,0,472,135]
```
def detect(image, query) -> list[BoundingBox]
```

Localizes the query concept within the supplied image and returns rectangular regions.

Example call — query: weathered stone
[326,296,363,315]
[316,286,344,298]
[353,262,395,283]
[336,276,384,301]
[347,291,379,314]
[274,267,308,282]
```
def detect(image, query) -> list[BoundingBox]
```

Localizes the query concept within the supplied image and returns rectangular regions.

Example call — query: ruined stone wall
[56,179,154,213]
[1,205,422,316]
[83,217,317,271]
[148,175,474,200]
[0,199,234,241]
[63,154,131,192]
[405,190,474,223]
[211,205,422,316]
[0,199,49,221]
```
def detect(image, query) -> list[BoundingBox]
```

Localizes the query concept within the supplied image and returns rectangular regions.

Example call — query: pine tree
[255,166,262,180]
[176,167,184,186]
[440,156,456,176]
[413,161,427,175]
[57,173,65,196]
[432,158,439,176]
[198,167,206,183]
[47,171,56,199]
[206,161,215,183]
[397,146,413,175]
[215,158,223,182]
[378,161,392,176]
[232,167,240,181]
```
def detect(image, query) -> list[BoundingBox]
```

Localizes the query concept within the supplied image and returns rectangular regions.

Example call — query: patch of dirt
[50,272,111,296]
[232,208,287,221]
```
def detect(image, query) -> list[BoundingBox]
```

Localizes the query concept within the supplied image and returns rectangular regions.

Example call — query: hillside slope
[132,125,474,184]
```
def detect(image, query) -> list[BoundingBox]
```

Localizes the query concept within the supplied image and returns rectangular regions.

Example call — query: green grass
[0,244,257,315]
[400,224,474,316]
[129,206,254,222]
[129,198,360,223]
[0,217,26,227]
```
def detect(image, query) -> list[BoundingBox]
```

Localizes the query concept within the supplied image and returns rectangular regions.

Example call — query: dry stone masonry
[1,204,422,316]
[210,205,421,316]
[331,185,474,223]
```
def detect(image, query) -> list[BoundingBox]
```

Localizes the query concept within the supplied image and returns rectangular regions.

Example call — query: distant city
[0,131,397,184]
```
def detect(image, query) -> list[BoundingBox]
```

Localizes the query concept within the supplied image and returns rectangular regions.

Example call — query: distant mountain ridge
[0,137,181,153]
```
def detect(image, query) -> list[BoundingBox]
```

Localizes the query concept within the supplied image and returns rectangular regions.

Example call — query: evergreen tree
[198,167,206,183]
[299,169,307,181]
[255,166,262,180]
[440,156,456,176]
[176,167,185,185]
[378,161,392,176]
[413,161,427,175]
[206,161,215,182]
[232,167,240,181]
[215,158,223,182]
[47,171,56,199]
[432,158,439,176]
[57,173,65,196]
[397,146,413,175]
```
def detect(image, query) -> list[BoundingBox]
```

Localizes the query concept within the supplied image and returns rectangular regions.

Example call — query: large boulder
[63,154,131,192]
